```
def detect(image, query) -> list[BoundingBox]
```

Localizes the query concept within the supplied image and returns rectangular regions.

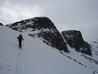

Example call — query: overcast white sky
[0,0,98,41]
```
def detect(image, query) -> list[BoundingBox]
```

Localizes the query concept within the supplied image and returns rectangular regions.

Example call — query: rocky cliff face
[8,17,69,52]
[62,30,92,56]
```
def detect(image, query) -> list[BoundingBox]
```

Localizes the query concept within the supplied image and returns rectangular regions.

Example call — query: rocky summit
[62,30,92,56]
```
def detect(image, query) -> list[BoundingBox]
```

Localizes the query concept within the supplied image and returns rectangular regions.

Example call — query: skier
[17,34,24,48]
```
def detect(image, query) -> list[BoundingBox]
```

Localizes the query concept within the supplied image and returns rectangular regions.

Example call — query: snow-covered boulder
[62,30,92,55]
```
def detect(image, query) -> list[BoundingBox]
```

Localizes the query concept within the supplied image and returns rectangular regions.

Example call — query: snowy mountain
[0,17,98,74]
[8,17,69,52]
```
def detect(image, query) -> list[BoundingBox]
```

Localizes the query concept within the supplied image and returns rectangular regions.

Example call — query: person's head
[19,34,22,37]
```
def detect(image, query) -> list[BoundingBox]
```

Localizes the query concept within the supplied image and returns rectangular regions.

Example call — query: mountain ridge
[8,17,69,53]
[8,16,92,56]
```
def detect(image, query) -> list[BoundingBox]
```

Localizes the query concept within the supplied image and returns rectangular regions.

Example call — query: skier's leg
[19,41,21,48]
[20,42,22,48]
[20,41,22,49]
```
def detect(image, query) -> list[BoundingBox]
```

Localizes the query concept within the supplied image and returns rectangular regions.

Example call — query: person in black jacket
[17,34,24,48]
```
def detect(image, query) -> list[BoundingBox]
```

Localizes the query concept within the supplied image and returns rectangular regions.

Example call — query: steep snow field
[0,26,97,74]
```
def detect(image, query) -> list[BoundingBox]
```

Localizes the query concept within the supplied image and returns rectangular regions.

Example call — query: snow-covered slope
[0,16,98,74]
[0,25,97,74]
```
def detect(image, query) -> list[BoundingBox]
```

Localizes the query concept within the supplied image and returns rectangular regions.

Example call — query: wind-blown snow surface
[0,26,97,74]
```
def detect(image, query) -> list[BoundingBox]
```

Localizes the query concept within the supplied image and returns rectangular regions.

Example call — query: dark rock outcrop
[0,23,3,26]
[8,17,69,52]
[62,30,92,55]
